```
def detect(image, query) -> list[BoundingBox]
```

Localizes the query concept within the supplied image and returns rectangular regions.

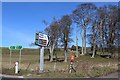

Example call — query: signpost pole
[19,49,21,69]
[35,32,48,73]
[9,50,12,69]
[39,46,44,73]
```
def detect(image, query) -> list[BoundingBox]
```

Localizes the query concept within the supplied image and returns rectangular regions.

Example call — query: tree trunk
[100,20,104,55]
[108,21,116,58]
[48,49,51,60]
[91,34,96,58]
[64,49,67,62]
[64,35,67,62]
[50,44,55,62]
[84,28,86,54]
[50,47,53,62]
[91,23,97,58]
[80,30,84,55]
[91,43,96,58]
[81,36,84,55]
[55,41,58,61]
[76,35,78,57]
[100,44,103,54]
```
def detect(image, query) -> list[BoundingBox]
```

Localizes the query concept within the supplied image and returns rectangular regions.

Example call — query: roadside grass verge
[2,66,117,78]
[2,47,119,78]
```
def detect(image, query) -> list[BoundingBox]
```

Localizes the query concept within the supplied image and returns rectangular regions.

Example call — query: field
[1,47,119,78]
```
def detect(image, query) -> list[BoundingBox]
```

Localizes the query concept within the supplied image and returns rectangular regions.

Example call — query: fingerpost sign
[9,45,23,69]
[35,32,49,73]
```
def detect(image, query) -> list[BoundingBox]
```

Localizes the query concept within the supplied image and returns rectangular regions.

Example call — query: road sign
[16,45,22,50]
[9,45,22,50]
[39,39,42,44]
[42,40,47,45]
[9,46,15,50]
[35,32,49,47]
[9,45,23,69]
[35,32,49,73]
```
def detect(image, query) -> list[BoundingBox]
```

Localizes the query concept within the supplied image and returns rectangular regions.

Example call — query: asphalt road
[99,72,119,78]
[0,72,119,80]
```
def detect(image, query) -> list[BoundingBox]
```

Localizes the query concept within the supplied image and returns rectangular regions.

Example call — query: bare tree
[72,3,97,55]
[79,27,84,55]
[44,18,61,62]
[91,20,99,58]
[87,13,99,58]
[97,5,119,57]
[87,4,119,58]
[76,28,78,57]
[59,15,72,62]
[106,5,119,58]
[97,6,108,55]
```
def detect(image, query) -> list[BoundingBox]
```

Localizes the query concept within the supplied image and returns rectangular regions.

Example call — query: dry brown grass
[1,47,119,77]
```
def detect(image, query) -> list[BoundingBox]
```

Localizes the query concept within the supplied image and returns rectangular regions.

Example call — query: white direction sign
[35,32,49,47]
[35,32,49,73]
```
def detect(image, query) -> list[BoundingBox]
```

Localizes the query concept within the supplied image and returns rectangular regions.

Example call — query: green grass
[1,47,119,78]
[2,67,117,78]
[88,67,116,77]
[2,68,34,76]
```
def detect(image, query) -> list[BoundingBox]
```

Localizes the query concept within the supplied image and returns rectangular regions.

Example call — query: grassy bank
[2,67,117,78]
[1,47,119,78]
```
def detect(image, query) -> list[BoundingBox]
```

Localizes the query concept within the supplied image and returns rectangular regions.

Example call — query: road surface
[99,72,119,78]
[0,72,119,80]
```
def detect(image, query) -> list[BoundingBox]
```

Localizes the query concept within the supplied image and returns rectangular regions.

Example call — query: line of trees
[42,3,119,61]
[43,16,73,62]
[85,4,120,58]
